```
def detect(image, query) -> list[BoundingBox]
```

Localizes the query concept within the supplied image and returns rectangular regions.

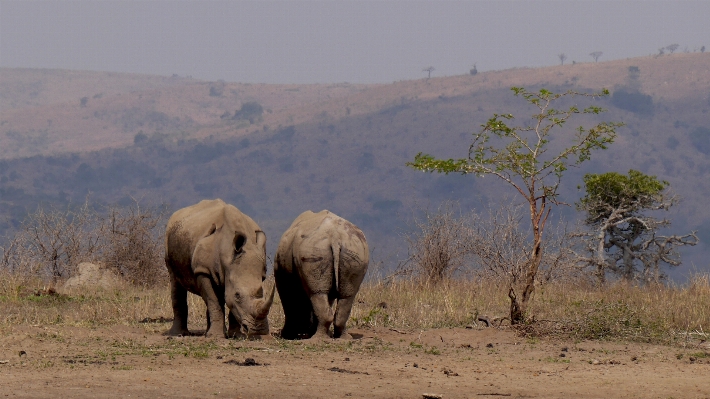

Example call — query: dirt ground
[1,324,709,399]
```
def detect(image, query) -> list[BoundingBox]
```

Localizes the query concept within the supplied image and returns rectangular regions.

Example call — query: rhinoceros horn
[256,280,275,318]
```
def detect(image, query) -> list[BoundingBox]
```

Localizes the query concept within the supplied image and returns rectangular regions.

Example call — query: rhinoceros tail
[331,242,340,293]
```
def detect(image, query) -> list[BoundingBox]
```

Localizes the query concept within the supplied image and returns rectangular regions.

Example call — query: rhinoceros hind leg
[333,296,355,339]
[310,293,334,338]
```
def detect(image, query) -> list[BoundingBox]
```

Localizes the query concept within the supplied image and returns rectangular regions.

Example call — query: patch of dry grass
[1,270,708,344]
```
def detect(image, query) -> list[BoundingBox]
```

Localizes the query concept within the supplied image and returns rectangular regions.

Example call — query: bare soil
[1,324,709,398]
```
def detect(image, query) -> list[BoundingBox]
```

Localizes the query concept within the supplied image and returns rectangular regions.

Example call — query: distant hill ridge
[2,53,708,160]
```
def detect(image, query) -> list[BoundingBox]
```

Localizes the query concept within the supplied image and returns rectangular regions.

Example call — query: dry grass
[1,270,708,344]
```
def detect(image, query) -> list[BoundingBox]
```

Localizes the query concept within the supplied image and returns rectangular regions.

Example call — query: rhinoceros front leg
[196,274,227,338]
[167,273,190,336]
[227,311,241,338]
[310,293,334,338]
[333,296,355,339]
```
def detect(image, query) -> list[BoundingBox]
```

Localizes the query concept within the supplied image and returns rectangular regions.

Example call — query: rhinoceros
[275,210,368,339]
[164,199,274,338]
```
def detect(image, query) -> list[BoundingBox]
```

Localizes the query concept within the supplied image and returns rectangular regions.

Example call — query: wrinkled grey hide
[275,210,369,339]
[165,199,274,338]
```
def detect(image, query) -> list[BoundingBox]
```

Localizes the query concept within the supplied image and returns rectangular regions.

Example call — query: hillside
[1,53,709,274]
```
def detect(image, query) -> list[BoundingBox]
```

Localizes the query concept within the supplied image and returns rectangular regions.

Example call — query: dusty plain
[1,324,709,399]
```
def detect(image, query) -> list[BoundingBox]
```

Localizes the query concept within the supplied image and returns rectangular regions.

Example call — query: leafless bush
[0,199,167,287]
[398,202,475,283]
[0,201,102,284]
[398,200,577,315]
[468,204,576,290]
[102,202,168,286]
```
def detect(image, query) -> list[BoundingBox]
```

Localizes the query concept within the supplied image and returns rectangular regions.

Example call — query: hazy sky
[1,1,708,84]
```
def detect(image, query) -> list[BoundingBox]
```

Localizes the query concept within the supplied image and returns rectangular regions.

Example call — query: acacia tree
[408,87,621,324]
[590,51,603,62]
[558,53,568,65]
[422,66,435,79]
[575,170,698,284]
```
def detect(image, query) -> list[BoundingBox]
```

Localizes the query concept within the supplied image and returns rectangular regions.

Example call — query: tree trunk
[510,199,545,325]
[594,227,607,286]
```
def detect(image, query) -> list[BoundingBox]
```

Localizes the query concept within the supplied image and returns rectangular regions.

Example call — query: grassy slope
[1,54,709,272]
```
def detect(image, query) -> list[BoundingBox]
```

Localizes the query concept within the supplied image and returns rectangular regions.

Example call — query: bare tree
[666,44,680,54]
[558,53,567,65]
[422,66,435,79]
[589,51,603,62]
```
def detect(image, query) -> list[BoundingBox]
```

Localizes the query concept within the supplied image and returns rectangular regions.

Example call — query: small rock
[631,356,638,361]
[561,347,568,352]
[591,359,600,365]
[18,351,26,357]
[689,356,697,362]
[422,394,443,399]
[559,353,566,358]
[486,343,494,348]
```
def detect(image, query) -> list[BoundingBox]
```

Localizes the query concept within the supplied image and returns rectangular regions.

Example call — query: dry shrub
[0,201,102,284]
[102,203,167,286]
[399,202,575,296]
[399,202,474,283]
[0,199,167,287]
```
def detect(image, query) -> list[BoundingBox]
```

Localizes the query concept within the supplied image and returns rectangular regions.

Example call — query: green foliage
[409,87,619,201]
[578,170,668,224]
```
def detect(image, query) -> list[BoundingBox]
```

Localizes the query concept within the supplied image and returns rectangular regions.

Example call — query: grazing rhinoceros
[275,210,368,339]
[165,199,274,338]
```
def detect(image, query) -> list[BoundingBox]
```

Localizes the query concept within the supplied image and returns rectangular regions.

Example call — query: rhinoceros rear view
[275,210,369,339]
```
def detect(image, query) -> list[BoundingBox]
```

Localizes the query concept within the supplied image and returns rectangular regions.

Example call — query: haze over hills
[1,53,709,275]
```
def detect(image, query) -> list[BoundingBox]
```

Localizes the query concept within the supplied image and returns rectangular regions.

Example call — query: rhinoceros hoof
[334,332,353,340]
[204,328,226,339]
[166,327,191,337]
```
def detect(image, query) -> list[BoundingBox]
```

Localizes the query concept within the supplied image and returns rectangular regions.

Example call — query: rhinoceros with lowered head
[165,199,274,338]
[275,210,368,339]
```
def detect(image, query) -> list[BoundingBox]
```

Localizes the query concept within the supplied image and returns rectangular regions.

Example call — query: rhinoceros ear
[234,233,247,255]
[255,230,266,250]
[205,223,217,237]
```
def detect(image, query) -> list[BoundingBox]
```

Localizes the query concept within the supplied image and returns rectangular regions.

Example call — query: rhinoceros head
[215,227,274,336]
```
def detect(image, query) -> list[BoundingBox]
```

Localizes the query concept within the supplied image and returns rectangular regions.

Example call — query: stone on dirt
[61,262,123,291]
